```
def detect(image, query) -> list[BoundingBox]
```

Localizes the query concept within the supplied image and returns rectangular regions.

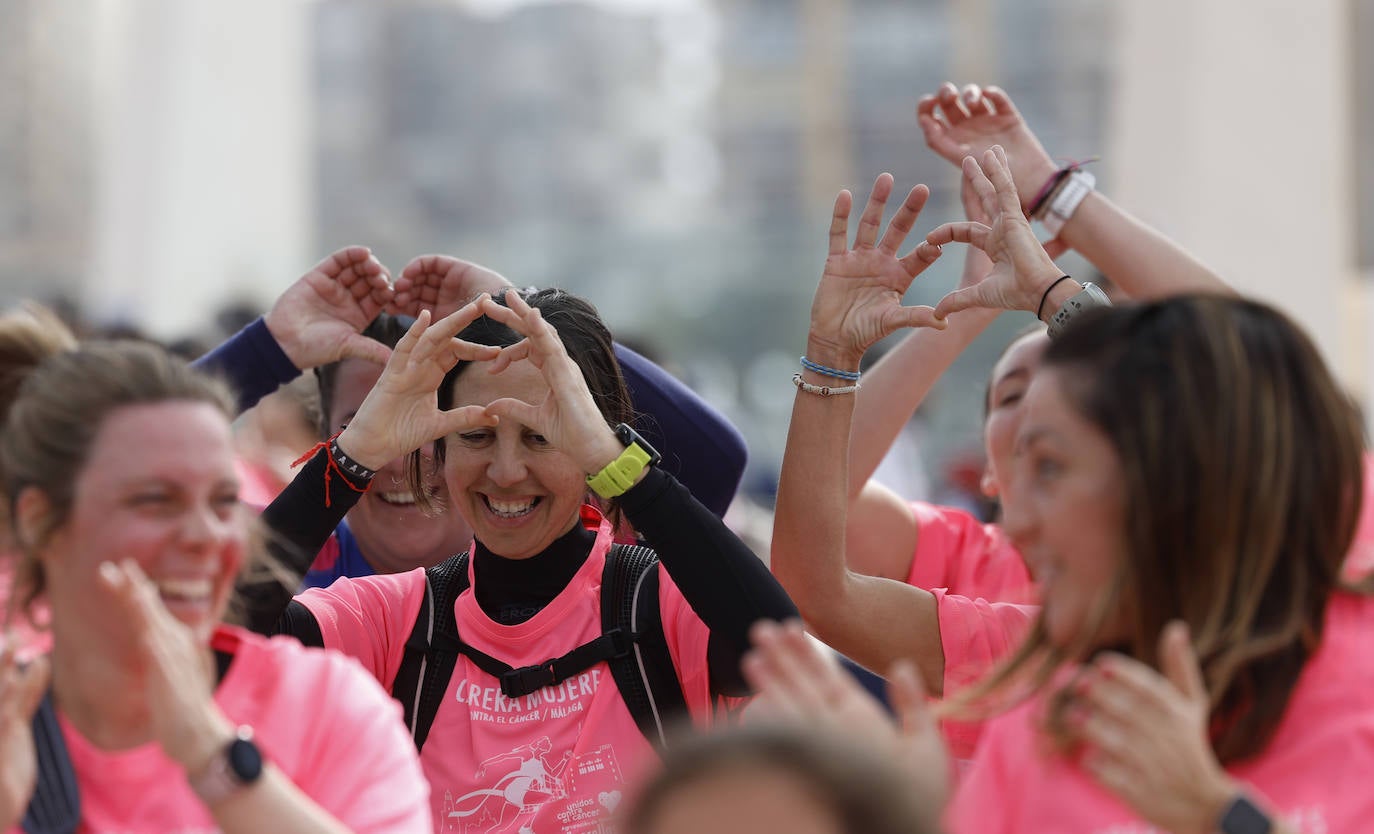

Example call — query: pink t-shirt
[947,592,1374,834]
[906,501,1035,604]
[5,626,430,834]
[298,512,716,834]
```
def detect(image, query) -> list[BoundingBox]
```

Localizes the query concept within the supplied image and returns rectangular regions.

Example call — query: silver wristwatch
[1047,281,1111,339]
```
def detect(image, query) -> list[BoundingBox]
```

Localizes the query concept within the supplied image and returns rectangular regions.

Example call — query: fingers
[321,246,393,304]
[886,659,935,737]
[962,155,1000,222]
[961,83,991,117]
[877,185,931,256]
[829,190,854,255]
[916,95,966,163]
[485,340,532,375]
[889,303,948,332]
[407,298,500,369]
[980,147,1025,219]
[933,286,986,320]
[925,221,992,251]
[853,174,895,250]
[937,82,970,125]
[437,404,499,438]
[338,334,393,367]
[983,86,1020,120]
[744,619,840,718]
[481,397,539,432]
[897,239,945,278]
[1159,621,1208,704]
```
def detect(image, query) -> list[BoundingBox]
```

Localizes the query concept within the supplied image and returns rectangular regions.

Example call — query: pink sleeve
[907,503,1032,602]
[288,651,433,834]
[934,589,1037,761]
[296,570,426,688]
[656,569,715,718]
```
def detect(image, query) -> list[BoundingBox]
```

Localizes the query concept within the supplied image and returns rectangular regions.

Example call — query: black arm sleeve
[239,448,368,635]
[617,467,797,697]
[615,344,747,518]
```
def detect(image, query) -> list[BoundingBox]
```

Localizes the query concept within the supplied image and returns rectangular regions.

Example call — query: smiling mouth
[156,577,214,605]
[483,496,540,519]
[375,486,439,507]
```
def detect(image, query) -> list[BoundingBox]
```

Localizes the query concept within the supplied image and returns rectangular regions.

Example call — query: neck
[49,637,153,750]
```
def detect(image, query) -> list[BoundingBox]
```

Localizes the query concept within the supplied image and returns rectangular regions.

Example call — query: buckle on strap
[501,663,557,699]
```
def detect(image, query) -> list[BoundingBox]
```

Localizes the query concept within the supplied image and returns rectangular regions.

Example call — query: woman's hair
[949,295,1368,763]
[1,326,238,615]
[407,289,635,523]
[623,723,939,834]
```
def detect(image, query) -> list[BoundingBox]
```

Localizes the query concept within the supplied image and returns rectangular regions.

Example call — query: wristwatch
[1218,794,1273,834]
[587,424,661,499]
[1047,281,1111,340]
[187,726,264,807]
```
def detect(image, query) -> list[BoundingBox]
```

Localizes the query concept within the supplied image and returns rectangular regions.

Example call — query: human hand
[1071,622,1239,834]
[95,559,236,774]
[917,82,1057,208]
[477,291,625,475]
[0,636,48,830]
[263,246,395,369]
[743,620,950,808]
[391,255,515,320]
[336,301,503,470]
[925,147,1069,319]
[956,171,1067,294]
[808,174,946,368]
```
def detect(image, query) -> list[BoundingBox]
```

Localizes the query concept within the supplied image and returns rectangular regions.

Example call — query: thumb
[437,405,498,438]
[1159,621,1207,704]
[889,305,949,333]
[483,398,538,429]
[339,333,393,367]
[934,285,992,319]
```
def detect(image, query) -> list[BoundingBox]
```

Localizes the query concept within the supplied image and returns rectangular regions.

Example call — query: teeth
[157,578,212,601]
[377,492,417,506]
[486,497,536,518]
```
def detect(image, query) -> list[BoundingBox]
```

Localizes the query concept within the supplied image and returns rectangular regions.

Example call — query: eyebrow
[992,367,1030,389]
[1015,426,1060,454]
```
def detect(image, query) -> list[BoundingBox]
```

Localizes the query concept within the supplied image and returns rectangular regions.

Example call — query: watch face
[227,737,264,784]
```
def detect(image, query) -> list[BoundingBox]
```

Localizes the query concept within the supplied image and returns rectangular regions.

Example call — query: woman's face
[982,330,1051,503]
[1000,368,1128,649]
[38,401,245,644]
[443,361,589,560]
[327,358,472,572]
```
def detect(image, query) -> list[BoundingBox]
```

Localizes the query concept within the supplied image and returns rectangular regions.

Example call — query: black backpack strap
[391,551,470,752]
[23,691,79,834]
[602,543,689,749]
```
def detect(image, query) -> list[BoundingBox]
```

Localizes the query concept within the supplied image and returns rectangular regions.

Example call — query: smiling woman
[0,323,432,834]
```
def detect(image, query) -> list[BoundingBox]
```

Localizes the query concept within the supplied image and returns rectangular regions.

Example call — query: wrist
[334,425,393,472]
[1037,275,1083,323]
[803,337,863,375]
[261,310,306,370]
[1020,159,1062,213]
[1191,776,1246,834]
[173,707,236,774]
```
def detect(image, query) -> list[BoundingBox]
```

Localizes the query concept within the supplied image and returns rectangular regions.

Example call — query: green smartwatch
[587,423,661,499]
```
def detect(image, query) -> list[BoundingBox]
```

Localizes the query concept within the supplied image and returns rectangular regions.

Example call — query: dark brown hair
[949,295,1368,763]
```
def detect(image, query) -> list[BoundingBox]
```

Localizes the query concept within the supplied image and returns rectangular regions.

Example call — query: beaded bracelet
[792,373,860,397]
[799,355,861,382]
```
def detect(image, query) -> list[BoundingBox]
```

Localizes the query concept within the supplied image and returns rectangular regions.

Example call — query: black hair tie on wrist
[1037,275,1074,321]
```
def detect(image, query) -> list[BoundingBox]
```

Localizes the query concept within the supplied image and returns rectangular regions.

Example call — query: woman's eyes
[995,390,1025,408]
[1032,456,1063,481]
[457,430,494,445]
[525,433,550,447]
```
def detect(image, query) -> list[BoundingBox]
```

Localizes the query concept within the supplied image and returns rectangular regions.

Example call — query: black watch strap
[1218,794,1273,834]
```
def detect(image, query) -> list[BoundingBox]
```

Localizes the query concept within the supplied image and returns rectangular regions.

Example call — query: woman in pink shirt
[247,288,796,834]
[0,332,430,833]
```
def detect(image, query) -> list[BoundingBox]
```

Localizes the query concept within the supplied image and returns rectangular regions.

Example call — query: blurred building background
[1,0,1369,505]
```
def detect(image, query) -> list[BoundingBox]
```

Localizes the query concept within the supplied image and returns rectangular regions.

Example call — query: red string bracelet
[290,430,374,508]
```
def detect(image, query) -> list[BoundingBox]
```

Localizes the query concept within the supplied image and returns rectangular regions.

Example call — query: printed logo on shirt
[452,669,603,724]
[440,737,625,834]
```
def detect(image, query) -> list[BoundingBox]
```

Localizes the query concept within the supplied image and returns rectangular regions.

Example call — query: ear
[12,486,56,557]
[979,465,1000,498]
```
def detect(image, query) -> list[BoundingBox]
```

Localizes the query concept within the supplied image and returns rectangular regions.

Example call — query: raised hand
[95,559,234,776]
[917,82,1057,207]
[925,147,1069,319]
[476,290,624,475]
[336,301,504,470]
[808,174,946,367]
[263,246,395,369]
[0,636,48,830]
[391,255,515,320]
[1072,622,1244,834]
[743,620,950,808]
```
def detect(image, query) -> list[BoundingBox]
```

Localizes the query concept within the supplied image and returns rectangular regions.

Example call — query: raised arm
[918,82,1230,300]
[771,174,952,692]
[393,254,747,517]
[195,247,395,414]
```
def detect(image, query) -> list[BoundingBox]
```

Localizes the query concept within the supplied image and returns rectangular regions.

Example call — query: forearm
[848,307,997,497]
[615,343,746,517]
[193,318,303,415]
[618,467,797,693]
[209,768,354,834]
[1058,192,1232,300]
[242,451,365,635]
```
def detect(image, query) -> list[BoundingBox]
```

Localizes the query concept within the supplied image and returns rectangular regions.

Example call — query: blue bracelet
[799,355,861,381]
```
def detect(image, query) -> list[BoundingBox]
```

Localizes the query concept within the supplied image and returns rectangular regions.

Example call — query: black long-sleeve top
[248,449,796,695]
